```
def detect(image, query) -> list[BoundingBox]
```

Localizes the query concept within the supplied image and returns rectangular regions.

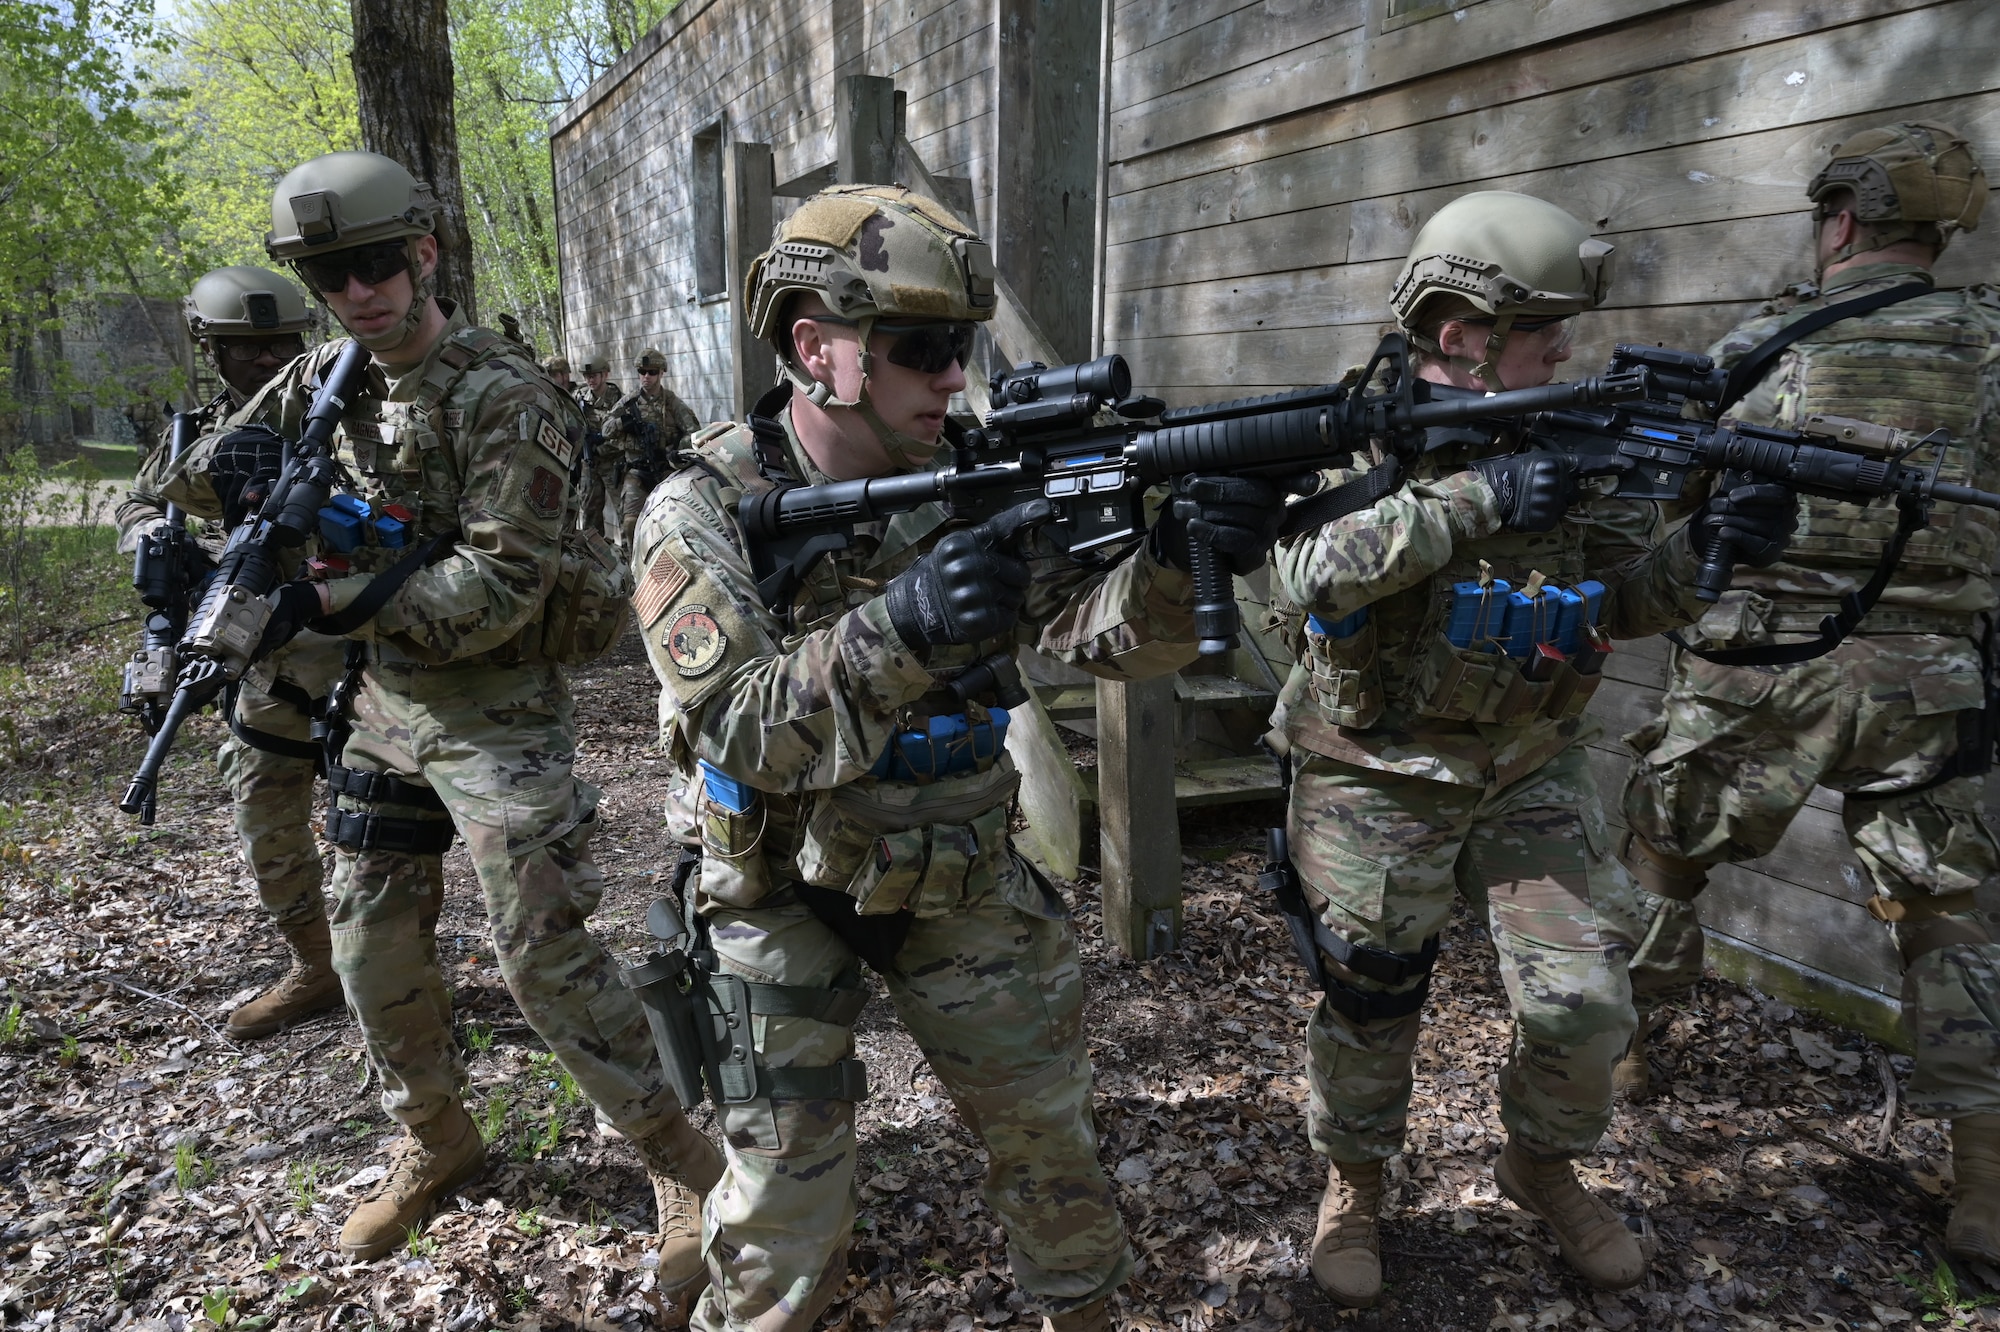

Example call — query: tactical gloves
[1152,475,1291,576]
[253,581,325,662]
[1695,481,1797,568]
[1469,452,1575,534]
[883,504,1040,649]
[210,424,289,528]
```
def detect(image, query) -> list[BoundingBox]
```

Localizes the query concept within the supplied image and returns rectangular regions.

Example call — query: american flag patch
[632,545,691,626]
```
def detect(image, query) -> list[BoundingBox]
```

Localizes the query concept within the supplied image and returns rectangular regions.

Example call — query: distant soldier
[605,348,699,554]
[576,355,623,539]
[542,354,574,393]
[123,398,166,456]
[1619,122,2000,1267]
[117,266,347,1041]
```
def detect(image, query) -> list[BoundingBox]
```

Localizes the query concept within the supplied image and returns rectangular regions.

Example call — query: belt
[1765,606,1981,637]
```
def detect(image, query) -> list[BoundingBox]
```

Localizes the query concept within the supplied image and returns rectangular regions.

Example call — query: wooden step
[1035,676,1277,724]
[1079,753,1286,810]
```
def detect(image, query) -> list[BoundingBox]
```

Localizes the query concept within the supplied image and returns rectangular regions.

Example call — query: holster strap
[1319,923,1439,987]
[229,714,323,763]
[324,807,456,855]
[326,763,449,811]
[743,980,869,1026]
[762,1059,870,1103]
[1320,972,1431,1025]
[1869,890,1980,923]
[1897,915,1994,965]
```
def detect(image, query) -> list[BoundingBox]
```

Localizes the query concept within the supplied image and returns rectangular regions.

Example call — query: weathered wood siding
[549,0,998,424]
[1102,0,2000,1038]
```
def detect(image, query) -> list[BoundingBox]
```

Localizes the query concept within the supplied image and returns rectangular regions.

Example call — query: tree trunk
[347,0,478,323]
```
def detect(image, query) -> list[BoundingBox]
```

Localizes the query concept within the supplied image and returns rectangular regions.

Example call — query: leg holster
[1262,827,1438,1023]
[322,763,456,855]
[1617,829,1711,903]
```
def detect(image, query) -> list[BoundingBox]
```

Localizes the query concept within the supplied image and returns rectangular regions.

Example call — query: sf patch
[664,603,727,678]
[526,465,565,520]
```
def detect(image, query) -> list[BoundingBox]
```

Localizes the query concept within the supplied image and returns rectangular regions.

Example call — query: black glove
[884,506,1039,649]
[1152,475,1292,576]
[210,425,289,528]
[1469,452,1575,534]
[253,581,324,662]
[1697,481,1797,568]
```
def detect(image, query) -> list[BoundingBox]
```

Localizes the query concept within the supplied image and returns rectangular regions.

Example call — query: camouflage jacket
[1705,261,2000,625]
[632,396,1199,901]
[116,388,238,556]
[607,385,700,479]
[168,303,586,667]
[1270,426,1707,788]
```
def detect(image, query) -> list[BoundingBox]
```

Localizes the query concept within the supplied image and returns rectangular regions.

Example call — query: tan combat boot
[226,914,345,1039]
[1948,1114,2000,1264]
[338,1101,487,1260]
[633,1114,725,1295]
[1310,1157,1385,1307]
[1612,1015,1652,1102]
[1495,1137,1646,1290]
[1042,1297,1111,1332]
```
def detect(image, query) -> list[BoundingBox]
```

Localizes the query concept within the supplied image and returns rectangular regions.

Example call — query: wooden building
[550,0,2000,1043]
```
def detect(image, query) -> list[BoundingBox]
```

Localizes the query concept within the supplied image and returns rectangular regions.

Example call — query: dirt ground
[2,622,1998,1331]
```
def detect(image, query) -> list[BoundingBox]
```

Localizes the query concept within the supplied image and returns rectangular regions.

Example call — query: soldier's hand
[884,514,1034,649]
[1468,452,1575,534]
[1152,475,1295,576]
[1697,481,1796,568]
[253,581,325,662]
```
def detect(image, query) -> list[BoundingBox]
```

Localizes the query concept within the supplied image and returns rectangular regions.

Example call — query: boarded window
[692,122,726,299]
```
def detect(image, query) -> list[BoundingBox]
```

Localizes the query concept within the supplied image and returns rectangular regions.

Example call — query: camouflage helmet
[183,266,314,342]
[1808,121,1986,265]
[747,184,995,343]
[265,151,439,260]
[542,354,571,375]
[636,347,667,374]
[1389,191,1613,390]
[581,354,610,375]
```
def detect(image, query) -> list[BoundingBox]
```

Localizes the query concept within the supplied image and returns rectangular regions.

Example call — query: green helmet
[267,151,441,355]
[747,184,995,463]
[1808,121,1985,267]
[637,347,667,374]
[581,355,610,376]
[543,354,571,375]
[183,266,314,342]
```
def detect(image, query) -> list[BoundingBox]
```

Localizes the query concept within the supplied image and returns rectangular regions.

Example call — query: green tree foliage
[0,0,188,442]
[165,0,680,354]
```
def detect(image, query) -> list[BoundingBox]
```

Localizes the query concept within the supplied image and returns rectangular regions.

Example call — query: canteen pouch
[541,526,634,665]
[1303,610,1384,729]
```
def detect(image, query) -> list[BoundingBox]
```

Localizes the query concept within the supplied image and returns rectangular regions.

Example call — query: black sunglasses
[294,241,411,294]
[808,317,976,374]
[217,336,306,363]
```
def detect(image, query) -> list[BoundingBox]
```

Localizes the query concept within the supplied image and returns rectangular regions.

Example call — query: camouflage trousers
[619,470,649,555]
[1288,743,1644,1161]
[1622,633,2000,1118]
[577,451,621,543]
[690,857,1132,1331]
[328,656,688,1139]
[214,632,346,930]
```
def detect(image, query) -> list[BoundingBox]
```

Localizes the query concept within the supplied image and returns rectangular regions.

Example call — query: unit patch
[443,409,465,430]
[526,465,564,519]
[633,546,692,626]
[537,417,576,468]
[663,604,728,677]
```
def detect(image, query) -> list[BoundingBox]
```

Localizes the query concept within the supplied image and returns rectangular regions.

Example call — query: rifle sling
[1278,457,1404,538]
[229,713,323,764]
[1715,280,1933,415]
[309,531,458,637]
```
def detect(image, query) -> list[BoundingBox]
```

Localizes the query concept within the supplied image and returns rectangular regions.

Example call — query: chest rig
[1298,429,1610,734]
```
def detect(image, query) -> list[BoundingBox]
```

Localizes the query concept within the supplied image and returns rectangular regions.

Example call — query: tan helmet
[581,354,610,376]
[543,354,571,375]
[183,266,315,342]
[747,184,995,462]
[636,347,667,374]
[267,151,441,355]
[1808,121,1986,266]
[1389,190,1613,390]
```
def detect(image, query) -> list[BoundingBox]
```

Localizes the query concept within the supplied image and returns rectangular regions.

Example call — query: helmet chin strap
[1468,312,1516,393]
[786,314,943,468]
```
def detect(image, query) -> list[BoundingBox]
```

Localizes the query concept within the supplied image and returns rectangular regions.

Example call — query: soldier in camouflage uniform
[632,185,1282,1332]
[167,152,723,1277]
[1272,191,1798,1306]
[117,266,348,1040]
[575,354,623,540]
[542,353,574,394]
[607,348,700,555]
[1618,123,2000,1266]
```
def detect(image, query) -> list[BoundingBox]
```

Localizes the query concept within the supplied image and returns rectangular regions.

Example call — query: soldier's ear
[413,234,440,283]
[791,315,840,387]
